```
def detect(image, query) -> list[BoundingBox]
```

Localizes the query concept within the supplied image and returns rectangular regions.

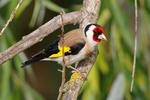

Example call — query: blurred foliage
[0,0,150,100]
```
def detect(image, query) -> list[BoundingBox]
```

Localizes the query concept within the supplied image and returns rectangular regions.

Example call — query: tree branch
[0,11,81,65]
[62,0,101,99]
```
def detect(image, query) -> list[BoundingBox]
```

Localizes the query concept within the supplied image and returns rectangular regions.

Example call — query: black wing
[21,39,85,67]
[21,39,60,67]
[65,42,85,56]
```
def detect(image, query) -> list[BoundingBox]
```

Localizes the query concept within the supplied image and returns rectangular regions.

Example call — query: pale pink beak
[98,34,107,40]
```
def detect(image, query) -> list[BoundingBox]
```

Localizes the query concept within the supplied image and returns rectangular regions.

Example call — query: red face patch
[94,27,104,34]
[93,27,104,42]
[93,34,101,42]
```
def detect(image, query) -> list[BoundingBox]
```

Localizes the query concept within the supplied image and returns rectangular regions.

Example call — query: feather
[59,29,85,47]
[21,39,60,67]
[21,50,47,67]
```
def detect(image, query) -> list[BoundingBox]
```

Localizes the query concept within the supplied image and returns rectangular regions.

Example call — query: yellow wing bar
[49,46,71,58]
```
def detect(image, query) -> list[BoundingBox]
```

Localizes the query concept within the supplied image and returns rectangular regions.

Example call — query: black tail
[21,50,46,68]
[21,39,60,68]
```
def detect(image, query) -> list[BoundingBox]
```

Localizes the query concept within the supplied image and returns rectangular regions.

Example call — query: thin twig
[0,0,23,36]
[130,0,138,92]
[57,9,66,100]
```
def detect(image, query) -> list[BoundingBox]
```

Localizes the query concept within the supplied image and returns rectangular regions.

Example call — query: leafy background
[0,0,150,100]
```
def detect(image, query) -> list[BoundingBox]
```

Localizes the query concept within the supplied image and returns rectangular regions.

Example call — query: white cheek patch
[87,30,93,41]
[89,25,96,31]
[86,30,98,45]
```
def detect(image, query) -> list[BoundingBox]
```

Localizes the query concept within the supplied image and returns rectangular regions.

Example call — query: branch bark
[62,0,101,99]
[0,11,81,65]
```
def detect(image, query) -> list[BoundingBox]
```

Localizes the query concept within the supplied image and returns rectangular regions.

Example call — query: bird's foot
[67,65,85,79]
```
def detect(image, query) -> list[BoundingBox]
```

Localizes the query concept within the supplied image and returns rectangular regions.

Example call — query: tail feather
[21,50,46,68]
[21,39,60,68]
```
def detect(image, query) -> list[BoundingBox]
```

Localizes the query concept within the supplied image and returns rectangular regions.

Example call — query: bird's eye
[94,30,99,35]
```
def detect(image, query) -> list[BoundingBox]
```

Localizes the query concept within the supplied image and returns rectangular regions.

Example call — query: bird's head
[84,24,107,45]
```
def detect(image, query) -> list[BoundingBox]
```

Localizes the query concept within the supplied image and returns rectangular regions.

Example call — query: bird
[21,24,107,68]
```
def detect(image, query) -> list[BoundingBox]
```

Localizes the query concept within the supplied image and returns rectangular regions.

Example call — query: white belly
[52,49,86,66]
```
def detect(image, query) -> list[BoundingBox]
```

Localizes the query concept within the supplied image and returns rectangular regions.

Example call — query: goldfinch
[21,24,107,67]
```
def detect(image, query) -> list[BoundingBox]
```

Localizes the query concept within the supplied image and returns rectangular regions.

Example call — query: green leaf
[109,0,134,50]
[107,73,125,100]
[82,66,101,100]
[37,4,46,26]
[42,0,64,13]
[6,0,18,20]
[16,0,32,17]
[98,8,111,26]
[97,44,109,74]
[29,0,41,27]
[0,0,10,8]
[0,38,11,100]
